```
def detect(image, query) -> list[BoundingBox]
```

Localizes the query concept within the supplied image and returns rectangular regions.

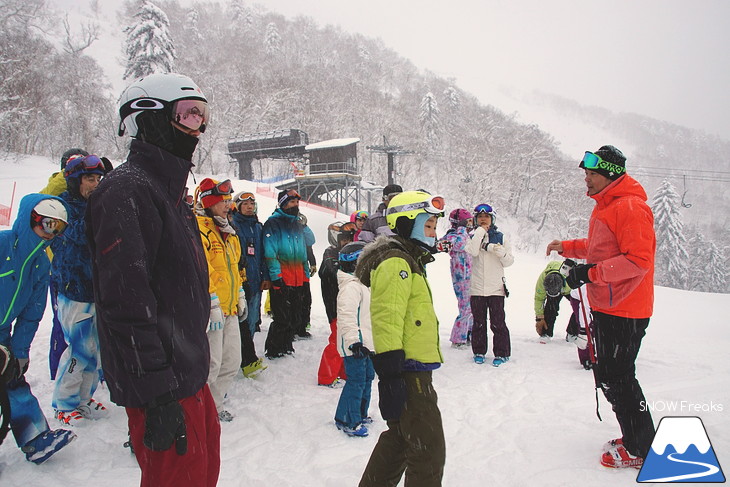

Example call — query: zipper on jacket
[2,239,45,326]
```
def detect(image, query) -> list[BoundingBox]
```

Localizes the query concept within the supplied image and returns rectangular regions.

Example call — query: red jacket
[561,174,655,319]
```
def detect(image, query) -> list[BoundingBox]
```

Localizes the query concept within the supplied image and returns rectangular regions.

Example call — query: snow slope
[0,154,728,486]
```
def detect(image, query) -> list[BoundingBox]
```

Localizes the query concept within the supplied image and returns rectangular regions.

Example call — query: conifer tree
[419,91,441,149]
[123,1,176,80]
[707,242,727,292]
[652,178,688,288]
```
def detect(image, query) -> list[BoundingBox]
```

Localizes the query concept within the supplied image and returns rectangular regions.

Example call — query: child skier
[1,194,76,463]
[334,241,374,436]
[437,208,474,348]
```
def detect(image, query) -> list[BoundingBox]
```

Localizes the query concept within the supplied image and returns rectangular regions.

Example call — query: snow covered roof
[305,138,360,151]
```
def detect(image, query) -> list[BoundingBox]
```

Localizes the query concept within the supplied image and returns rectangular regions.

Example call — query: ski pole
[577,286,596,364]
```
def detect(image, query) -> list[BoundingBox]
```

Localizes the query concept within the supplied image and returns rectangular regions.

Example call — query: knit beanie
[579,145,626,180]
[198,178,232,209]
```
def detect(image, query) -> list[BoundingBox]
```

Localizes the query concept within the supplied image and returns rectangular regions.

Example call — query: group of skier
[0,69,657,486]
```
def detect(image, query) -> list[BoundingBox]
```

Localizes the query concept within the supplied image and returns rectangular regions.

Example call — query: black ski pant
[544,295,582,337]
[239,319,258,367]
[359,371,445,487]
[470,295,510,358]
[592,311,655,458]
[265,284,307,357]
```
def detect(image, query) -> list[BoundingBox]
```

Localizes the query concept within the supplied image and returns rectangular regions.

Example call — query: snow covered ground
[0,154,728,486]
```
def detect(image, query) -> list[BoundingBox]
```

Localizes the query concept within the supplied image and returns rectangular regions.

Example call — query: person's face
[355,218,365,230]
[476,213,492,228]
[283,198,300,210]
[584,169,613,196]
[171,120,202,137]
[209,199,231,219]
[423,215,438,238]
[79,174,102,199]
[239,199,256,216]
[33,224,57,240]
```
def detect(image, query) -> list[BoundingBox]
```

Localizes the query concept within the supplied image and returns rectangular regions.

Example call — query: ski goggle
[340,222,357,234]
[474,203,494,215]
[581,151,625,176]
[31,211,67,236]
[172,99,209,133]
[200,179,233,199]
[235,192,256,203]
[278,189,301,206]
[387,195,446,217]
[64,155,105,178]
[339,248,364,262]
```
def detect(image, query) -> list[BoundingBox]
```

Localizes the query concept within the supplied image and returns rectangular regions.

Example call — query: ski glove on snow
[566,264,595,289]
[144,394,187,455]
[349,342,372,359]
[372,350,407,421]
[209,294,224,331]
[237,288,248,320]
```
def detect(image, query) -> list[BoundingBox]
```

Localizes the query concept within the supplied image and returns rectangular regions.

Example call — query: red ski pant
[317,318,347,385]
[127,385,221,487]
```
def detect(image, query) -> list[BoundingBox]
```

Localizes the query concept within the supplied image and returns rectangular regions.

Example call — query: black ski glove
[372,350,407,421]
[143,394,187,455]
[271,278,286,290]
[566,264,596,289]
[0,345,16,384]
[348,342,372,359]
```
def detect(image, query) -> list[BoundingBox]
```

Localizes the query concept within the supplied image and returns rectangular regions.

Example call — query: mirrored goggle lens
[42,217,67,235]
[429,196,445,212]
[581,152,601,169]
[172,99,209,132]
[237,192,255,202]
[216,179,233,195]
[474,204,493,214]
[339,250,363,262]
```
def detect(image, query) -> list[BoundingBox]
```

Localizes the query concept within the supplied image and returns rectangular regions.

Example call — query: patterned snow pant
[449,278,473,344]
[592,312,654,458]
[470,295,511,358]
[48,281,67,380]
[207,314,242,411]
[127,385,220,487]
[359,371,445,487]
[52,296,101,412]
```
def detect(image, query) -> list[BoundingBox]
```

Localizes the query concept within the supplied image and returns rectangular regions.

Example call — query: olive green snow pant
[359,371,445,487]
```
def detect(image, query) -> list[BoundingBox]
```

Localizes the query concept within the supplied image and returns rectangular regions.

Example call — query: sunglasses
[581,151,625,175]
[171,99,209,133]
[200,179,233,199]
[474,203,494,214]
[64,155,105,178]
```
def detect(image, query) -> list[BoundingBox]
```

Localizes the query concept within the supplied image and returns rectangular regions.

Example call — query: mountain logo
[637,416,725,483]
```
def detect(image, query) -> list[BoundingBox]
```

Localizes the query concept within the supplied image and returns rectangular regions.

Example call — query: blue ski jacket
[263,209,315,286]
[50,191,94,302]
[231,212,270,288]
[1,193,69,359]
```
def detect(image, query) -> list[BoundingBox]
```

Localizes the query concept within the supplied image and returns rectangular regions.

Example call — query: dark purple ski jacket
[86,139,210,408]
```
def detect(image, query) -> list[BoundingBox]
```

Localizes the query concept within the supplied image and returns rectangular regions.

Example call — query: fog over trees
[1,0,727,292]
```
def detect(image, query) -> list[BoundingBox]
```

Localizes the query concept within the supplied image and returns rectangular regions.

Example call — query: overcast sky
[257,0,730,140]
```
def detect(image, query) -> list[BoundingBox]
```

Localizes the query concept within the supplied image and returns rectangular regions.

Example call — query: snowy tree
[185,8,202,42]
[264,22,282,55]
[123,1,176,80]
[652,179,689,288]
[686,232,710,292]
[443,86,460,111]
[707,242,727,292]
[419,91,441,149]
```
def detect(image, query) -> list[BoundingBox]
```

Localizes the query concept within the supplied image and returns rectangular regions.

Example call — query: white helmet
[33,199,68,224]
[118,72,208,137]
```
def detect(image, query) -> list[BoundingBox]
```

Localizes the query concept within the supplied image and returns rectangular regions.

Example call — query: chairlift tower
[366,136,414,186]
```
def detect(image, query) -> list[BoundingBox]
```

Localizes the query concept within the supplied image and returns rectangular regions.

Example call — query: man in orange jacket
[547,145,656,470]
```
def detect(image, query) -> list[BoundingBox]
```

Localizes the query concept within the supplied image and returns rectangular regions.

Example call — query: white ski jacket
[466,226,514,297]
[336,270,374,357]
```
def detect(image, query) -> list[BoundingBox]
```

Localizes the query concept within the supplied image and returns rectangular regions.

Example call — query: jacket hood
[13,193,70,251]
[591,174,647,207]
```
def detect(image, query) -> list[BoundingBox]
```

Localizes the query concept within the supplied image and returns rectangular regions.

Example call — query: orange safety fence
[0,182,16,226]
